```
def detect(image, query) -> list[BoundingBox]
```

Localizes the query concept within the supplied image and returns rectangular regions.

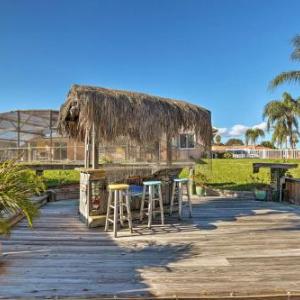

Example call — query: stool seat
[170,178,192,219]
[140,181,164,227]
[108,184,129,190]
[174,178,189,183]
[143,181,161,185]
[105,184,132,238]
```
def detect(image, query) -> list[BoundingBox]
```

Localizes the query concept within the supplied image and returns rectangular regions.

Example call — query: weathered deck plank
[2,197,300,299]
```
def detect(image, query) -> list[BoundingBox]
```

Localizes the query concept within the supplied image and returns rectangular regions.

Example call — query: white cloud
[253,121,267,131]
[228,124,248,136]
[216,127,228,135]
[215,121,268,139]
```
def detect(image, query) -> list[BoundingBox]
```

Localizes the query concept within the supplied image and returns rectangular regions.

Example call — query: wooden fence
[285,178,300,205]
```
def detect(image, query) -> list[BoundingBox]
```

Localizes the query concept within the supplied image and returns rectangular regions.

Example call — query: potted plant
[194,171,208,196]
[250,174,268,201]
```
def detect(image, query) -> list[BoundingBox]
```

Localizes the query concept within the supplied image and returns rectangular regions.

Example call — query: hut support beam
[166,132,173,165]
[84,128,90,168]
[49,110,53,161]
[91,124,99,169]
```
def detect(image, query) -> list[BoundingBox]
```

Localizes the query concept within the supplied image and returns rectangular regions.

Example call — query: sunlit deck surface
[2,197,300,299]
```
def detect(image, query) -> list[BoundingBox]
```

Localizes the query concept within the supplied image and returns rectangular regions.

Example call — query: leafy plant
[223,152,233,159]
[193,171,208,187]
[0,160,45,234]
[260,141,276,149]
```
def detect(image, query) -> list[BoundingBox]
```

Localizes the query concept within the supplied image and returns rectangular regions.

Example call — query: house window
[179,133,195,149]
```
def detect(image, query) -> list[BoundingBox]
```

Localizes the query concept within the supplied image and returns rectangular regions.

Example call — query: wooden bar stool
[140,181,164,228]
[170,178,192,219]
[105,184,133,238]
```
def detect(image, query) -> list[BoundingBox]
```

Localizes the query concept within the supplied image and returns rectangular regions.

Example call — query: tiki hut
[57,84,212,167]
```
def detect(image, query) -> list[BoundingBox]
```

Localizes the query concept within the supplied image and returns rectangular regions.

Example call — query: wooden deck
[2,197,300,299]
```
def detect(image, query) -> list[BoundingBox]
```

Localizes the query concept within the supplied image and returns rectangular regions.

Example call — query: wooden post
[49,110,53,162]
[16,110,21,160]
[84,128,90,168]
[166,132,172,165]
[17,110,20,148]
[74,141,77,161]
[91,124,99,169]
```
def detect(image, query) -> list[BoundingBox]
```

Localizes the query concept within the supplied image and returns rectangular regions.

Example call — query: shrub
[0,160,45,234]
[223,152,233,159]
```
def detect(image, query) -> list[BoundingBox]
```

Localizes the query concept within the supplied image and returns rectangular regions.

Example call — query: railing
[0,146,85,163]
[215,149,300,159]
[0,145,205,164]
[249,149,300,159]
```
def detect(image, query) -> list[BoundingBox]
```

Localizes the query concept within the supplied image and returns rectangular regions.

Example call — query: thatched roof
[57,85,212,149]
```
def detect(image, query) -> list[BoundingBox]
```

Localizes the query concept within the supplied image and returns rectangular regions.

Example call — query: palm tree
[263,92,300,149]
[215,135,221,144]
[0,160,45,234]
[271,122,289,148]
[245,128,265,146]
[270,35,300,88]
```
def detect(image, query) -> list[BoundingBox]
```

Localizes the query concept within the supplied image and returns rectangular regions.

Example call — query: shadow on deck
[1,197,300,298]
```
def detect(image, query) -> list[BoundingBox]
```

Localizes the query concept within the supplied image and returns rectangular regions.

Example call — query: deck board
[2,197,300,298]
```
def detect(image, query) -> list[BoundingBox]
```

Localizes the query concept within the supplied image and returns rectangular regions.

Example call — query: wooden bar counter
[78,162,194,227]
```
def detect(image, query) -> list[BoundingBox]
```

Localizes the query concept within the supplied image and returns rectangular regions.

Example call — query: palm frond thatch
[57,85,212,150]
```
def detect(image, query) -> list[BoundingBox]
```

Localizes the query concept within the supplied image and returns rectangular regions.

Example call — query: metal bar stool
[140,181,164,228]
[170,178,192,219]
[105,184,133,238]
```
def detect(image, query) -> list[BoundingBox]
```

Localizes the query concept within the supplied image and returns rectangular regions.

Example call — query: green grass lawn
[181,159,300,191]
[41,159,300,191]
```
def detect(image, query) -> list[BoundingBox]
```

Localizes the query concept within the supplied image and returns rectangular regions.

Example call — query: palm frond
[291,35,300,61]
[0,160,45,234]
[269,71,300,89]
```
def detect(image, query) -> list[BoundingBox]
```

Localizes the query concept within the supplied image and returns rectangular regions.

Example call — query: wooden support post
[91,124,99,169]
[17,110,20,149]
[49,110,53,162]
[158,141,161,163]
[16,110,21,160]
[84,128,90,168]
[166,132,172,165]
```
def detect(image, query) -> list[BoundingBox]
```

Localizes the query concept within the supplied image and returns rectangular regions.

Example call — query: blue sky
[1,0,300,142]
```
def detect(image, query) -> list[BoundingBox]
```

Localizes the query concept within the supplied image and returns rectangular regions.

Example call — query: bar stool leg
[140,185,146,221]
[113,190,119,238]
[158,184,164,225]
[105,190,112,232]
[125,191,133,233]
[119,190,124,227]
[178,182,183,220]
[170,181,176,216]
[186,181,192,217]
[148,186,153,228]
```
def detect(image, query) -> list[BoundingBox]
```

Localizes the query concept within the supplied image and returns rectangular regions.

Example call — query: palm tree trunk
[288,121,294,149]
